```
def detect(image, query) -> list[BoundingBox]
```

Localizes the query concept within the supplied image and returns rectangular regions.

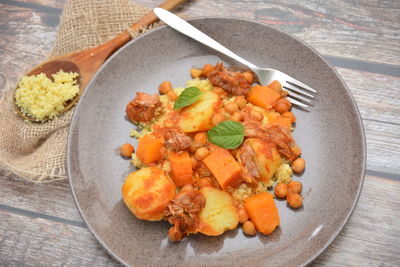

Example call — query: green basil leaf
[173,87,202,109]
[207,121,245,149]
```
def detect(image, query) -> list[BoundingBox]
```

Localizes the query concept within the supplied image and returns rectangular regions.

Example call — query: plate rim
[67,15,366,267]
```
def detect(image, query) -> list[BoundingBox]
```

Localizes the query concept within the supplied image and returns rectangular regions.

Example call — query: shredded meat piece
[243,119,297,161]
[165,131,192,151]
[206,63,251,96]
[125,92,161,123]
[238,139,260,184]
[164,189,205,241]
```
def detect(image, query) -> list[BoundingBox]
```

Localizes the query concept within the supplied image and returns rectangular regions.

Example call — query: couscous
[15,70,79,121]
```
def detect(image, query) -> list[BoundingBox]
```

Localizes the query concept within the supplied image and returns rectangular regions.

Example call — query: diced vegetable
[203,148,242,189]
[198,187,238,236]
[246,85,281,109]
[244,192,280,235]
[169,151,194,186]
[136,135,163,164]
[247,138,281,181]
[270,117,292,129]
[121,167,176,221]
[179,91,221,133]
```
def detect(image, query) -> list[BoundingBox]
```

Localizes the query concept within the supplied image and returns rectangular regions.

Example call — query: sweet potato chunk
[136,134,163,164]
[203,148,242,189]
[121,167,176,221]
[247,138,281,181]
[247,85,280,109]
[169,151,194,186]
[198,187,238,236]
[244,192,280,235]
[179,91,221,133]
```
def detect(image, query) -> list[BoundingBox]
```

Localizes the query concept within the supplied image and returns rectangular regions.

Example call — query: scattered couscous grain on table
[120,62,306,241]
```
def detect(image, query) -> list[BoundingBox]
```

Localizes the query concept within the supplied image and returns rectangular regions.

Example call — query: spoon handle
[96,0,187,58]
[153,8,258,70]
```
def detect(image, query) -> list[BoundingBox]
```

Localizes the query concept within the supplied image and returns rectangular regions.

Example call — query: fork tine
[287,79,317,94]
[287,96,309,108]
[283,83,314,98]
[285,90,312,103]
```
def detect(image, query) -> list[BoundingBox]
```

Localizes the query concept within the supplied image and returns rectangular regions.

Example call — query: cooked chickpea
[181,184,194,193]
[212,113,225,125]
[225,102,239,114]
[195,147,210,161]
[194,132,207,147]
[237,206,249,223]
[234,96,247,109]
[292,158,305,173]
[250,109,263,121]
[268,80,282,92]
[191,68,202,78]
[202,64,215,75]
[231,112,242,122]
[243,221,256,236]
[288,181,302,194]
[282,111,296,123]
[190,156,198,169]
[167,90,178,101]
[243,71,254,84]
[287,192,303,209]
[197,177,213,188]
[120,143,134,158]
[274,182,288,199]
[274,98,291,113]
[158,81,172,94]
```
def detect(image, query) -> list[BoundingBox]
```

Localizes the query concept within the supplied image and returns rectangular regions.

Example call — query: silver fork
[153,8,316,109]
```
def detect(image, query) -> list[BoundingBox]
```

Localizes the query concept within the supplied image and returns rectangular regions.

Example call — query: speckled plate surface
[67,17,366,266]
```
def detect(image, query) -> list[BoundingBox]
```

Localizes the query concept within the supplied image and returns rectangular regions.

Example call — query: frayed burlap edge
[0,0,162,183]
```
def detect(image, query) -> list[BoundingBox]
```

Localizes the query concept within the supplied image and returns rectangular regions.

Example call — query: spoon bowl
[13,0,186,122]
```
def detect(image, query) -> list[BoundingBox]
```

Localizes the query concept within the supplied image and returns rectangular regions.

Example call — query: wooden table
[1,0,399,265]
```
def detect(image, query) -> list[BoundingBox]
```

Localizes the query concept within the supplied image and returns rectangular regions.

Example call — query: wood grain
[336,67,400,126]
[364,120,400,174]
[0,175,399,266]
[0,210,120,266]
[137,0,400,65]
[0,0,399,266]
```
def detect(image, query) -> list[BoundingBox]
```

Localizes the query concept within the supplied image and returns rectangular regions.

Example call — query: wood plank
[0,175,399,266]
[364,120,400,174]
[137,0,400,65]
[0,3,59,90]
[0,173,83,222]
[338,68,400,125]
[0,210,120,266]
[11,0,66,10]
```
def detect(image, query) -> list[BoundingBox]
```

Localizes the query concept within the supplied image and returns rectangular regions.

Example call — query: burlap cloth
[0,0,158,183]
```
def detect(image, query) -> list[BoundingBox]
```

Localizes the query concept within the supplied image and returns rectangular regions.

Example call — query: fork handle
[153,8,258,69]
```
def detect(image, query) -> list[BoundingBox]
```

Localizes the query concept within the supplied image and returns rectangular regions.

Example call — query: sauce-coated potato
[179,91,221,133]
[198,187,238,236]
[122,167,176,221]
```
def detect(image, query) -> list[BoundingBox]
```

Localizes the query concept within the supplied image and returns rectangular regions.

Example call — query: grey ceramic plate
[68,17,366,266]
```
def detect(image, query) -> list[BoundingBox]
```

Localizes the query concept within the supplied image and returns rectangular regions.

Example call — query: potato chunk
[198,187,238,236]
[121,167,176,221]
[247,138,281,181]
[179,91,221,133]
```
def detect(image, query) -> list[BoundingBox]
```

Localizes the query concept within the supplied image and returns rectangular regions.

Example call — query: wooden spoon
[14,0,186,122]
